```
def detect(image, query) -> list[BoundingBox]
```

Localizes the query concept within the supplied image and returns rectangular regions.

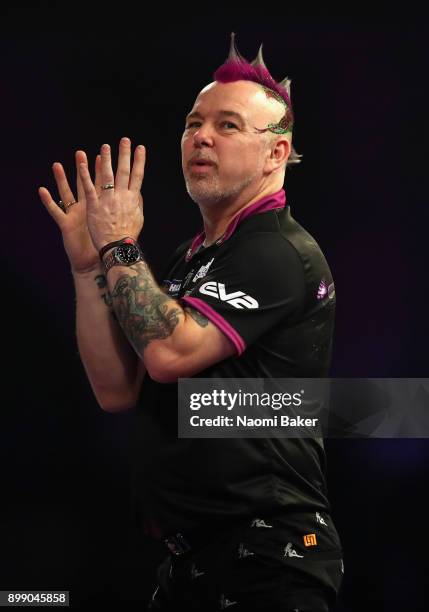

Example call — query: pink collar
[185,189,286,261]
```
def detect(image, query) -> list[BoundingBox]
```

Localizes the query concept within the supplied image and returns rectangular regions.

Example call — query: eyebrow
[185,110,247,125]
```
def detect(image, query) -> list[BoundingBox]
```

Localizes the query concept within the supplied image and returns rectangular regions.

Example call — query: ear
[263,136,291,174]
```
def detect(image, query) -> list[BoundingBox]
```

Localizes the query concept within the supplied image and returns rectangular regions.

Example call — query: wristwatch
[102,239,144,273]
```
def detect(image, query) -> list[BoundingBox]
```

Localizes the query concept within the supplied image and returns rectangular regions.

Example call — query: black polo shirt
[130,189,341,552]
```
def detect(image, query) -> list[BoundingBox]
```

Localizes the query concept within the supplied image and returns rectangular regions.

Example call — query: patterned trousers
[146,516,343,611]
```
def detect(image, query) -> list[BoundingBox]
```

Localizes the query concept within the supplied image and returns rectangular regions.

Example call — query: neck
[199,184,281,245]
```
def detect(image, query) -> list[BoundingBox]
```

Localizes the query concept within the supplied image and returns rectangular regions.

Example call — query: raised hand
[39,150,103,274]
[78,137,145,252]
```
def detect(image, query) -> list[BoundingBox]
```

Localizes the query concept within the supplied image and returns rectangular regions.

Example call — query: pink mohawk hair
[213,33,302,166]
[214,33,293,115]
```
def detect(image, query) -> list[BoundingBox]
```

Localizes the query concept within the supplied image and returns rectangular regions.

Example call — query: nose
[193,124,215,148]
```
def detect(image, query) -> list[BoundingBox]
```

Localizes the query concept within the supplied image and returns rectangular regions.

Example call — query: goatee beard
[184,175,254,207]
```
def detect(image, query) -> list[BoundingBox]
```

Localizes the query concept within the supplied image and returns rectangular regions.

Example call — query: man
[39,34,343,612]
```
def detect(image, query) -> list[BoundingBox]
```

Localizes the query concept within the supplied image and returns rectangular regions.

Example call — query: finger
[38,186,66,225]
[115,137,131,190]
[75,150,88,203]
[100,143,115,190]
[129,145,146,195]
[78,162,99,208]
[94,154,102,193]
[52,161,76,205]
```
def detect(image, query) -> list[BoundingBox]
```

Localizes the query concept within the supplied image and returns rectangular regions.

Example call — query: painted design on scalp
[260,86,295,135]
[213,33,295,137]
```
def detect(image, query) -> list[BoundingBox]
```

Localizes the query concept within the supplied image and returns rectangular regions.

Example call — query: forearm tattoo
[110,261,182,353]
[184,306,209,327]
[95,274,113,310]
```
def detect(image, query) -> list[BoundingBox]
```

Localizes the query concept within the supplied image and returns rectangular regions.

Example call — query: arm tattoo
[95,274,107,289]
[110,261,182,353]
[95,274,113,310]
[184,306,209,328]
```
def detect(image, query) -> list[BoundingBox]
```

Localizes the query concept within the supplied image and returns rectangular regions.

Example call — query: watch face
[114,243,141,265]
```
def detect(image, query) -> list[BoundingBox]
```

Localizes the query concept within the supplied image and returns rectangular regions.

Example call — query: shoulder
[220,224,305,278]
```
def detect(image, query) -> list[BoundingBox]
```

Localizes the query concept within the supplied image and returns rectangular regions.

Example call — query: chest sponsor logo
[164,279,183,295]
[199,281,259,309]
[181,269,196,292]
[193,258,214,282]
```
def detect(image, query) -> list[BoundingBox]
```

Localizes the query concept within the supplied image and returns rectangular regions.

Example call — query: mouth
[189,159,216,168]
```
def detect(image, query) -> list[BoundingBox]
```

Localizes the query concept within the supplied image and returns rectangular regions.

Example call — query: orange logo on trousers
[303,533,317,547]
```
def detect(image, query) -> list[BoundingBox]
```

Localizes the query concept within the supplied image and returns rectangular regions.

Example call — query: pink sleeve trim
[181,296,246,356]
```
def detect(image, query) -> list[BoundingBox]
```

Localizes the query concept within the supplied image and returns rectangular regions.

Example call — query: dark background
[2,7,428,611]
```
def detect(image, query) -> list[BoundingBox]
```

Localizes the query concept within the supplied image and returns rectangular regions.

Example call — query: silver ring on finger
[101,183,115,190]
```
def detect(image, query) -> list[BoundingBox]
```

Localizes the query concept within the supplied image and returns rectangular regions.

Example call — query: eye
[185,121,201,129]
[221,121,238,129]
